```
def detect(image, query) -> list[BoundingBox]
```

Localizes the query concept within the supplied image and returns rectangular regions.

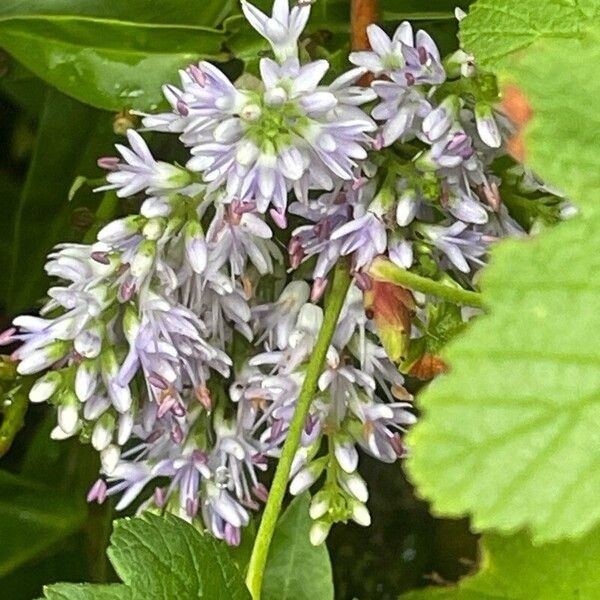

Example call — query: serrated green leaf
[401,527,600,599]
[407,213,600,542]
[263,494,334,600]
[459,0,600,67]
[42,513,251,600]
[500,32,600,208]
[0,0,228,111]
[0,470,87,578]
[407,18,600,543]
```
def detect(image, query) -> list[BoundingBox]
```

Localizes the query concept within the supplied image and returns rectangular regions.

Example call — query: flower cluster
[289,16,524,302]
[1,1,564,546]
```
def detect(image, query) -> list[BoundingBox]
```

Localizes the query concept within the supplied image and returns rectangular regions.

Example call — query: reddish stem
[351,0,379,84]
[351,0,379,51]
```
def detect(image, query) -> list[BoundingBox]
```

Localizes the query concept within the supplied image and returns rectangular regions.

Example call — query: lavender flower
[96,130,192,198]
[2,0,557,550]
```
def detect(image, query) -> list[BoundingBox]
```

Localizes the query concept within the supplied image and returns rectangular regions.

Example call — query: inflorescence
[1,1,564,546]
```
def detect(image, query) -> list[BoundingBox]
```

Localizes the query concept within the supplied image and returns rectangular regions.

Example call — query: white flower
[96,130,191,198]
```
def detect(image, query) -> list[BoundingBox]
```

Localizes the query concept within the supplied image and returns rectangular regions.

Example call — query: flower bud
[396,189,417,227]
[370,172,397,216]
[293,304,323,342]
[130,240,156,278]
[141,197,172,218]
[333,436,359,474]
[309,491,331,520]
[101,444,121,474]
[264,86,288,106]
[29,371,62,403]
[214,118,243,144]
[240,103,261,122]
[349,500,371,527]
[50,425,74,440]
[118,411,134,445]
[142,217,166,241]
[422,95,460,142]
[84,395,111,421]
[184,220,208,274]
[389,240,414,269]
[338,472,369,503]
[75,359,98,402]
[92,412,115,451]
[74,322,103,359]
[309,520,331,546]
[98,215,144,244]
[289,458,326,496]
[101,350,132,413]
[57,395,80,435]
[17,341,69,375]
[475,103,501,148]
[123,304,141,345]
[235,139,260,166]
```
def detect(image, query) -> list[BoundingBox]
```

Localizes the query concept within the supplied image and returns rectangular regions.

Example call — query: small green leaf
[263,494,334,600]
[401,528,600,599]
[0,470,87,578]
[460,0,600,67]
[0,0,229,111]
[42,513,251,600]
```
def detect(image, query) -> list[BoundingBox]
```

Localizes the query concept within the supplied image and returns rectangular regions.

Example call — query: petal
[241,0,268,35]
[367,24,392,56]
[292,60,329,95]
[348,51,385,74]
[393,21,414,46]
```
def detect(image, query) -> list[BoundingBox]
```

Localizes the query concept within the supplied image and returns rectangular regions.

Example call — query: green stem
[245,262,352,600]
[369,257,486,308]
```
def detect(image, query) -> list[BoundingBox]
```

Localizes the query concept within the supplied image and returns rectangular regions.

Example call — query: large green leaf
[6,89,115,315]
[42,513,251,600]
[263,494,334,600]
[0,0,230,111]
[406,18,600,544]
[460,0,600,67]
[401,527,600,599]
[0,470,87,578]
[407,213,600,543]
